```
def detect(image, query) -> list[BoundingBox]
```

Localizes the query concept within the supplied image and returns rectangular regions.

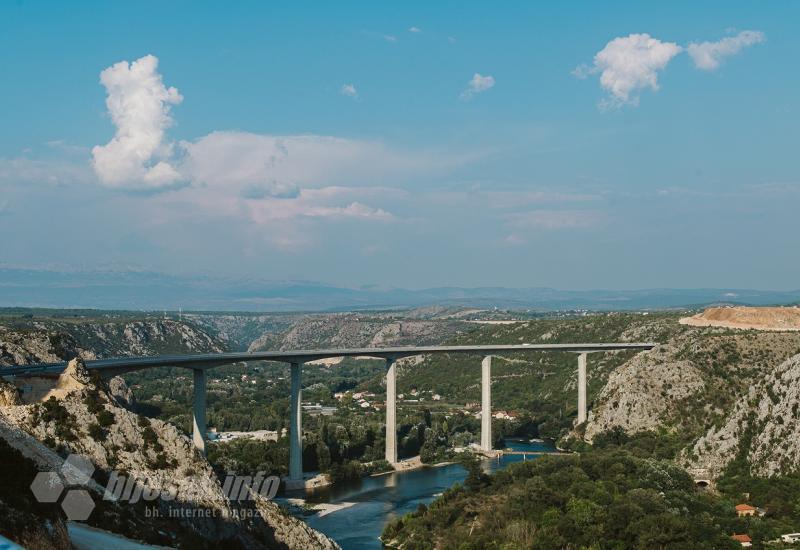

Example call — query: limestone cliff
[684,353,800,477]
[584,344,706,440]
[583,325,800,478]
[1,318,224,366]
[0,318,340,549]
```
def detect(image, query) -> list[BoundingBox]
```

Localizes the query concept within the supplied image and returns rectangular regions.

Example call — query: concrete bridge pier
[480,355,492,452]
[289,362,303,482]
[385,357,397,465]
[192,368,207,456]
[577,353,587,424]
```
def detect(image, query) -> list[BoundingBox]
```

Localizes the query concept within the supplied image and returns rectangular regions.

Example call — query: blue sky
[1,1,798,290]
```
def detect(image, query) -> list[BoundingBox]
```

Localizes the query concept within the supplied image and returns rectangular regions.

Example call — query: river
[294,439,557,549]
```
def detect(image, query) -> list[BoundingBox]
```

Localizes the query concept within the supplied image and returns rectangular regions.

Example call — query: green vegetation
[384,445,743,549]
[385,430,800,549]
[393,313,687,440]
[36,396,78,442]
[7,306,800,548]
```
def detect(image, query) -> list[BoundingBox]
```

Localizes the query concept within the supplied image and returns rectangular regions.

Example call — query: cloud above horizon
[461,73,495,100]
[574,33,682,108]
[687,30,765,70]
[91,55,184,189]
[340,83,358,98]
[576,30,764,108]
[85,55,470,218]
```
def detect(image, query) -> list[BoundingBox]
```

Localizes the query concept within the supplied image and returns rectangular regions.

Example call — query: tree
[316,442,332,472]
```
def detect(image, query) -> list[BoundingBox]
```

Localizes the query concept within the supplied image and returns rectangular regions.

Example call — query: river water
[296,439,557,549]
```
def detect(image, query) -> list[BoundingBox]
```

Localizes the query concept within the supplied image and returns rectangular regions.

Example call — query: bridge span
[4,342,656,483]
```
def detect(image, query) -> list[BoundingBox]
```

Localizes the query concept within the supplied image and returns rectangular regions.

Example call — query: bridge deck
[2,342,656,377]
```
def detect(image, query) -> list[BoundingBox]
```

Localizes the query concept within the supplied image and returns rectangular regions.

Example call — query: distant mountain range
[1,267,799,312]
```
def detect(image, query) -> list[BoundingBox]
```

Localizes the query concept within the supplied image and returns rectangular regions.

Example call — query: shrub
[96,409,115,427]
[87,423,104,441]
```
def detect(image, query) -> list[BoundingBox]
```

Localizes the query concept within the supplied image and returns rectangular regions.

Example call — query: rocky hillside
[684,352,800,477]
[0,313,340,549]
[0,358,338,549]
[1,317,224,367]
[248,312,472,352]
[185,313,300,351]
[584,322,800,477]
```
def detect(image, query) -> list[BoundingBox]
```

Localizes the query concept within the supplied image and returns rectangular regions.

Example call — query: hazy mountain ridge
[3,267,800,311]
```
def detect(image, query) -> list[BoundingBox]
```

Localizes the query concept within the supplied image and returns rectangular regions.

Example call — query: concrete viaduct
[4,342,655,483]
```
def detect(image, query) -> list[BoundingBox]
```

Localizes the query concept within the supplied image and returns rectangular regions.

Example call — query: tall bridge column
[289,362,303,482]
[192,368,207,456]
[577,353,587,424]
[480,355,492,452]
[385,358,397,465]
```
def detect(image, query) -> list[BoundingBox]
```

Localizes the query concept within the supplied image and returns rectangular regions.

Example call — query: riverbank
[281,498,357,518]
[370,455,456,477]
[300,438,559,549]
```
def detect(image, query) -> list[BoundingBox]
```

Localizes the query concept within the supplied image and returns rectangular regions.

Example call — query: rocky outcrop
[0,325,95,366]
[0,379,21,406]
[1,319,223,368]
[584,345,706,441]
[107,376,135,409]
[584,326,800,479]
[255,496,340,550]
[0,319,339,549]
[62,357,93,385]
[685,353,800,477]
[1,368,339,547]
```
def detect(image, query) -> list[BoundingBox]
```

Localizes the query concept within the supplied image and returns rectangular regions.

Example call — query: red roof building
[731,533,752,547]
[735,504,756,517]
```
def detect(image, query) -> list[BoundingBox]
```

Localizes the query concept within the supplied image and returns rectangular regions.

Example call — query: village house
[730,533,752,547]
[735,504,757,518]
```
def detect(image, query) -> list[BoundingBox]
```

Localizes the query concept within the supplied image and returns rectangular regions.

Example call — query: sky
[1,1,798,290]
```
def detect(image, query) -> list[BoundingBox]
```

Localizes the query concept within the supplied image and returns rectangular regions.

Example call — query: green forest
[383,432,800,549]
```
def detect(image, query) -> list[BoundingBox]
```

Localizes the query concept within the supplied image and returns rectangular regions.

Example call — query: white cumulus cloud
[687,30,764,71]
[575,33,682,108]
[409,26,421,33]
[91,55,183,189]
[340,83,358,98]
[461,73,495,100]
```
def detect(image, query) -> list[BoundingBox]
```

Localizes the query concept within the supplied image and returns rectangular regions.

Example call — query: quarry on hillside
[680,306,800,331]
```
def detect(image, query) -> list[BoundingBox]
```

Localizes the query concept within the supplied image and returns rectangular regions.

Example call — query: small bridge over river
[4,342,655,484]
